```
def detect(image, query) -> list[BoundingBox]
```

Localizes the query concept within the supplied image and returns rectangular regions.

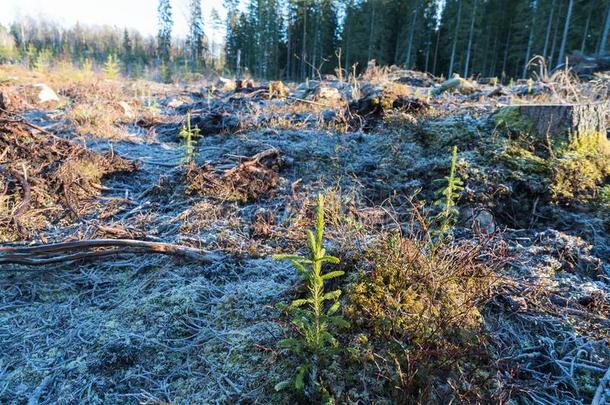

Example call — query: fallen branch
[592,365,610,405]
[0,107,52,135]
[0,239,220,267]
[222,148,280,178]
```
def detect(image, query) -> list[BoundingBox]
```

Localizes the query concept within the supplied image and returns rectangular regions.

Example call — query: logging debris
[185,148,284,202]
[0,113,138,241]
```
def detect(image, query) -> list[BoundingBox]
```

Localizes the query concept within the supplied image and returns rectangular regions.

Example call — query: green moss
[551,132,610,201]
[342,233,495,402]
[78,159,104,183]
[493,106,534,138]
[495,130,610,204]
[499,142,551,174]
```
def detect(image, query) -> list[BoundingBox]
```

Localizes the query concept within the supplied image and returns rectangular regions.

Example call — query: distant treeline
[0,0,608,82]
[228,0,610,81]
[0,0,221,80]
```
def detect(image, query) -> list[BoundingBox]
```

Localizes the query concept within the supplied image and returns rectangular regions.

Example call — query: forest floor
[1,63,609,404]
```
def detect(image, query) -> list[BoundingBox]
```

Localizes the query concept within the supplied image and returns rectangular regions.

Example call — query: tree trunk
[424,32,432,72]
[367,1,376,62]
[448,0,463,77]
[543,0,556,61]
[301,2,307,80]
[432,28,441,76]
[463,0,478,77]
[580,7,592,53]
[286,26,292,80]
[549,3,562,66]
[557,0,574,67]
[489,34,498,76]
[501,26,512,80]
[344,4,352,74]
[405,1,420,68]
[522,1,537,78]
[599,4,610,54]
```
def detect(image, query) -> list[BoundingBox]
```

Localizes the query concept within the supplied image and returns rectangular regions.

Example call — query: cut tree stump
[494,102,608,147]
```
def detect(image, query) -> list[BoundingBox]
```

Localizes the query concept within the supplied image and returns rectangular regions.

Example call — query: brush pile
[0,114,137,241]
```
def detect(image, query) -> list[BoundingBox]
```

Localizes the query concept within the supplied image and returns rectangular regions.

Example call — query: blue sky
[0,0,226,40]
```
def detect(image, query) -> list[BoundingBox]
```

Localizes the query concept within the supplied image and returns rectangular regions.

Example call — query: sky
[0,0,226,41]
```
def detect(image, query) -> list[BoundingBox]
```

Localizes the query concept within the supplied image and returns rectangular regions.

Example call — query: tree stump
[493,103,608,149]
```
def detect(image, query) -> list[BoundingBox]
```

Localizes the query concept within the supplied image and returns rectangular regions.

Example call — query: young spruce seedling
[273,194,348,399]
[179,112,200,164]
[433,145,464,242]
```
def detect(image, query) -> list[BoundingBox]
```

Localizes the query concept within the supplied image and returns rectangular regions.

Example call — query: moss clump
[342,233,499,402]
[379,82,411,110]
[499,142,551,174]
[551,132,610,201]
[493,106,535,140]
[496,130,610,204]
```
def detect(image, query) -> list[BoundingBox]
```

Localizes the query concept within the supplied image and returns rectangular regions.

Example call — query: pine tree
[157,0,173,63]
[187,0,206,68]
[122,28,132,70]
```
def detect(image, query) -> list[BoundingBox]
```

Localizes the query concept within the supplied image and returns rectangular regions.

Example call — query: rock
[392,96,430,114]
[486,86,507,97]
[21,83,60,107]
[322,74,338,81]
[167,96,193,109]
[472,209,496,235]
[477,77,499,86]
[321,109,336,122]
[216,76,233,90]
[32,83,59,104]
[193,110,242,135]
[349,82,413,118]
[393,70,437,87]
[293,80,349,103]
[167,98,185,109]
[293,80,316,99]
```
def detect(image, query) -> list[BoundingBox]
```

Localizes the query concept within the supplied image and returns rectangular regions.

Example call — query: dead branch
[0,239,220,267]
[222,148,280,178]
[0,107,52,135]
[592,365,610,405]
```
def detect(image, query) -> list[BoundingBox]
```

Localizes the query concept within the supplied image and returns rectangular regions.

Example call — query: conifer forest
[1,0,610,403]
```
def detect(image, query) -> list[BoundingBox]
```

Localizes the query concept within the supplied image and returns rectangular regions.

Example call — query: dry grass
[0,63,170,140]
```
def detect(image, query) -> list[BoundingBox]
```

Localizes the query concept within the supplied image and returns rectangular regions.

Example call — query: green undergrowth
[496,131,610,203]
[550,132,610,201]
[492,107,610,203]
[341,232,501,403]
[272,151,504,403]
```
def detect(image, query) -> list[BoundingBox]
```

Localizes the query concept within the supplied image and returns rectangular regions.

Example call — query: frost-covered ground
[1,65,609,403]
